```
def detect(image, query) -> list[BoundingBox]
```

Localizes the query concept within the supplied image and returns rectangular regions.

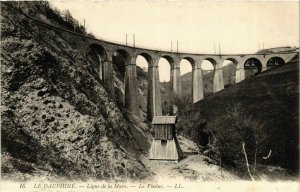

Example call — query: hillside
[160,64,236,114]
[257,46,299,54]
[1,2,152,181]
[176,58,299,179]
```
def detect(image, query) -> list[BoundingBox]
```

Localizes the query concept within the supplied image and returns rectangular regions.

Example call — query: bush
[175,95,208,147]
[211,103,268,179]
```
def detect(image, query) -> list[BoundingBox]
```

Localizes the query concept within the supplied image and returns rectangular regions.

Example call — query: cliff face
[1,2,151,181]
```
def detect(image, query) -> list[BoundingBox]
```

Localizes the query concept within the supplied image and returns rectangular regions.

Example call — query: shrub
[211,103,268,179]
[175,95,208,147]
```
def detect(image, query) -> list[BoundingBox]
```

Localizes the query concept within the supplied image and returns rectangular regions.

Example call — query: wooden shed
[149,116,183,162]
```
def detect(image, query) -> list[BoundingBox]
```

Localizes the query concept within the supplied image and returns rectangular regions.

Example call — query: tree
[222,103,266,180]
[175,95,207,147]
[62,10,73,23]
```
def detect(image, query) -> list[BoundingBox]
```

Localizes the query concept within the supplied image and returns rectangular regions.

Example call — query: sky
[50,0,299,82]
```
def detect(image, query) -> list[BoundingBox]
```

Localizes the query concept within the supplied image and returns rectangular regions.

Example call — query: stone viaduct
[17,11,299,121]
[9,3,299,121]
[86,38,298,120]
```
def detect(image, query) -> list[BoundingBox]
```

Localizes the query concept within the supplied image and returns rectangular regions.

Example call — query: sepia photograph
[0,0,299,192]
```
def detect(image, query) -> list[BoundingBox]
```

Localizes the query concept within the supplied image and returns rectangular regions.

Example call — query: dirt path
[141,135,238,182]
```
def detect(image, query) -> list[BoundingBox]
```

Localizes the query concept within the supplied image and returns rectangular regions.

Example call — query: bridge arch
[87,44,108,79]
[136,52,154,72]
[202,57,217,68]
[136,55,148,72]
[158,55,176,85]
[88,44,108,60]
[200,58,217,95]
[244,57,262,77]
[113,49,132,65]
[136,52,161,120]
[87,44,115,95]
[179,57,195,101]
[161,55,175,69]
[181,57,196,68]
[158,55,179,114]
[139,52,153,65]
[136,52,163,120]
[136,52,154,71]
[113,49,139,116]
[159,55,172,113]
[267,56,285,69]
[223,58,238,66]
[112,48,134,77]
[222,58,238,86]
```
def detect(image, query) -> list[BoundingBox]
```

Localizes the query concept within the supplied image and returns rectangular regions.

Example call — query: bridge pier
[97,54,103,81]
[213,64,224,93]
[261,60,268,72]
[235,62,245,83]
[170,66,181,97]
[147,60,162,120]
[102,57,115,95]
[261,67,268,72]
[124,63,140,116]
[192,63,204,103]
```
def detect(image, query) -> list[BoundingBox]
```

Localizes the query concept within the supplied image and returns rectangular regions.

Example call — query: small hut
[149,116,183,162]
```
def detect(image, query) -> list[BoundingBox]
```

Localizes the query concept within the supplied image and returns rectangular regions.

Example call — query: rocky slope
[1,1,152,181]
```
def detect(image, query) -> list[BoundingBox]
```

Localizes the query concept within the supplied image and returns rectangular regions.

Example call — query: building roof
[152,116,177,124]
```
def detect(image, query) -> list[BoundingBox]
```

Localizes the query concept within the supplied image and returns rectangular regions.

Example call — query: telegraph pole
[171,41,173,52]
[126,34,128,46]
[219,43,221,55]
[214,44,216,54]
[176,40,178,53]
[83,19,85,30]
[133,33,135,47]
